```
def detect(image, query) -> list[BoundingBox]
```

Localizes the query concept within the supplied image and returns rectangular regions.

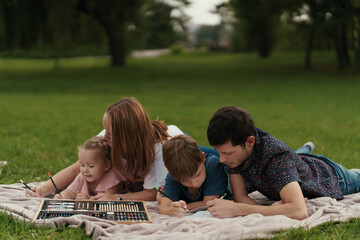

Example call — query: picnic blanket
[1,182,360,239]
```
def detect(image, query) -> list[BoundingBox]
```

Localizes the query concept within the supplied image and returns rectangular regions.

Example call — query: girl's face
[78,148,110,183]
[102,112,112,145]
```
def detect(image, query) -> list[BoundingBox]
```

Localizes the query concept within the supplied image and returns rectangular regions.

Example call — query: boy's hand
[170,200,188,218]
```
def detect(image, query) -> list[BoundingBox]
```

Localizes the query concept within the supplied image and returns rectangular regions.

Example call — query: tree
[229,0,294,57]
[77,0,143,67]
[133,0,189,50]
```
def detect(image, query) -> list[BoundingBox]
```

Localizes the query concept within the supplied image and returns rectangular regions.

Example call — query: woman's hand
[26,185,46,198]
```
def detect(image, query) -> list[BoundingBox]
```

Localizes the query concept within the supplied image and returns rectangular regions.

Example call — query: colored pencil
[20,179,35,193]
[219,193,227,200]
[48,172,62,196]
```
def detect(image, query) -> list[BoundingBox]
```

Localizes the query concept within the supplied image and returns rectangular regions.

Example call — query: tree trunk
[305,27,314,69]
[77,0,129,67]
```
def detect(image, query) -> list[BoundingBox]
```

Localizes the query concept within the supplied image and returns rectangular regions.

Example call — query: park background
[1,0,360,239]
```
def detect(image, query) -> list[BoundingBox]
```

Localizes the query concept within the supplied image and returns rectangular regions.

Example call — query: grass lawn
[0,51,360,239]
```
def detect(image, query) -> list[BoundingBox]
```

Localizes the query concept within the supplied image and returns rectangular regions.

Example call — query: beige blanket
[1,182,360,239]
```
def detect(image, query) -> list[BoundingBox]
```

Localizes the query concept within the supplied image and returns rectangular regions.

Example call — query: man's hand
[207,199,240,218]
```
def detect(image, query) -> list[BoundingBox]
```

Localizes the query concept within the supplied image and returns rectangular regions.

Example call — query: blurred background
[0,0,359,69]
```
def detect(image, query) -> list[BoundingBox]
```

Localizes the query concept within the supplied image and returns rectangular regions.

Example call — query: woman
[27,97,184,201]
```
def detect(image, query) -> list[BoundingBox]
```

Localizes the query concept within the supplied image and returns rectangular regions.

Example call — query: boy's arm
[207,181,309,220]
[186,195,220,210]
[230,174,258,205]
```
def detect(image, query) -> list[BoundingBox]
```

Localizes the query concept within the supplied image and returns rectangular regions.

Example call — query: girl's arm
[26,161,81,197]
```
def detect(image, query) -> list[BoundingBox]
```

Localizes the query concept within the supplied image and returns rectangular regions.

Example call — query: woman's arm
[26,161,81,197]
[91,188,157,201]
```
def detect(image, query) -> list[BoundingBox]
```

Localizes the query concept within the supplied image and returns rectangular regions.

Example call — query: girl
[27,97,184,201]
[54,136,119,200]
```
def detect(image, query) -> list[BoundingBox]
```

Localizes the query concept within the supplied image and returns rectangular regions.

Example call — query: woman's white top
[97,125,183,189]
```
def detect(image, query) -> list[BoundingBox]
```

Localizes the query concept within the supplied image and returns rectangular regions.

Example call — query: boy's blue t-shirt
[163,154,229,203]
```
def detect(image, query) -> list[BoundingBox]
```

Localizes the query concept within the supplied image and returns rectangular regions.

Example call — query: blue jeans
[296,145,360,195]
[315,155,360,196]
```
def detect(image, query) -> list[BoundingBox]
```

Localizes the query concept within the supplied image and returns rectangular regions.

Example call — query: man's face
[213,138,254,168]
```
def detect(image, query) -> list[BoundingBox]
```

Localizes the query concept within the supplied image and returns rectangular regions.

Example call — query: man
[206,106,360,220]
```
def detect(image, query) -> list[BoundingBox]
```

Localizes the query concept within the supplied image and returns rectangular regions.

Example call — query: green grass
[0,51,360,239]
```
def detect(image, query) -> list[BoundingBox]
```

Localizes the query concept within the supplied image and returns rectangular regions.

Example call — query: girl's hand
[54,194,63,199]
[75,192,90,200]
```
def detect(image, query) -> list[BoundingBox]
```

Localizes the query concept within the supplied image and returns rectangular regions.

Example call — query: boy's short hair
[162,135,202,182]
[207,106,255,147]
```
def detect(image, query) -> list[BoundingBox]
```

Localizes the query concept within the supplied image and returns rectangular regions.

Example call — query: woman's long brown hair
[106,97,169,182]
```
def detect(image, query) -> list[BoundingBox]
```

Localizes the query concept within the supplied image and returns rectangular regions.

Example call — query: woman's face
[102,112,112,145]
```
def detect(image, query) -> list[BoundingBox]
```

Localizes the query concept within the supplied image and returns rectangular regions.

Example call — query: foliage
[229,0,296,57]
[132,0,189,50]
[0,0,108,57]
[0,0,189,66]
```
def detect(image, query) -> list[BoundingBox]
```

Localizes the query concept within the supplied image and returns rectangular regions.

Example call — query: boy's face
[179,154,206,188]
[213,136,255,169]
[79,148,110,183]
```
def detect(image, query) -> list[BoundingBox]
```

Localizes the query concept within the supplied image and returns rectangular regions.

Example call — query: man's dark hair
[207,106,255,147]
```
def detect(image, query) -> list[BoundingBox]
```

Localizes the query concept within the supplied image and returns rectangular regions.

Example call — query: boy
[206,106,360,220]
[158,135,230,217]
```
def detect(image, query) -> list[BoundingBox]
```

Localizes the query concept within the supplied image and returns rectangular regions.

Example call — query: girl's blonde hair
[80,136,111,163]
[106,97,169,182]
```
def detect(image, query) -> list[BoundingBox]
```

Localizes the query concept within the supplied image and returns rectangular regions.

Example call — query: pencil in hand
[153,186,189,212]
[47,172,62,196]
[20,179,35,193]
[219,193,227,200]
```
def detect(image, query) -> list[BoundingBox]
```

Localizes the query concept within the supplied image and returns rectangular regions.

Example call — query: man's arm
[230,174,258,205]
[207,181,308,220]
